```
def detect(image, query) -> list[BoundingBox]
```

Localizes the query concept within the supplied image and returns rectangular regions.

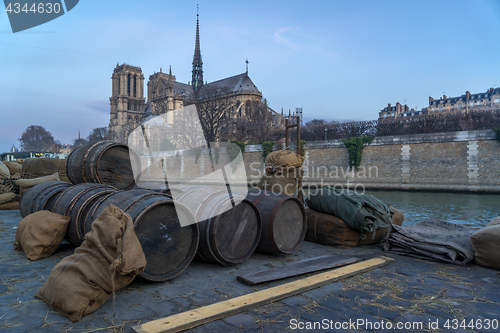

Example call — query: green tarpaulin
[305,187,393,238]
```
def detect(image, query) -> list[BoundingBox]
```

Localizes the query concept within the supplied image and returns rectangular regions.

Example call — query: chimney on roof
[387,103,391,111]
[443,94,447,100]
[466,91,471,100]
[429,96,433,104]
[405,105,409,112]
[489,87,494,95]
[396,102,401,113]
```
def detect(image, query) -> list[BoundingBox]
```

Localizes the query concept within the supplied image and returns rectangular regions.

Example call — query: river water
[364,190,499,228]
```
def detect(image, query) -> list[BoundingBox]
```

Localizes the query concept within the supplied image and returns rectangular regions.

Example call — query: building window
[133,76,137,97]
[470,102,474,107]
[495,99,500,104]
[127,74,131,96]
[391,112,395,116]
[439,106,443,112]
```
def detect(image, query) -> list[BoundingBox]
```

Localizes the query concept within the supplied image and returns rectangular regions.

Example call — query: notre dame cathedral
[108,12,283,144]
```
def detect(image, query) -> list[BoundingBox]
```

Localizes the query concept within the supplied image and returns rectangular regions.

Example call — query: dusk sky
[1,0,500,153]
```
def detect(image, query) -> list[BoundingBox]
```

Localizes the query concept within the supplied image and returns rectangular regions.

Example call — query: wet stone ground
[1,209,499,333]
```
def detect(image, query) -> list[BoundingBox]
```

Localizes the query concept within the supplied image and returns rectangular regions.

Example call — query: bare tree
[305,119,327,127]
[87,127,109,142]
[186,85,233,146]
[18,125,55,151]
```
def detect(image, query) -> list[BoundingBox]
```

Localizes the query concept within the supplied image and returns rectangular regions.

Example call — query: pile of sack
[0,159,68,210]
[13,205,146,321]
[257,149,305,196]
[1,160,23,209]
[305,186,403,247]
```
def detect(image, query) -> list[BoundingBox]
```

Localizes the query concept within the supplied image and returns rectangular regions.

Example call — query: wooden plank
[131,256,394,333]
[237,254,359,285]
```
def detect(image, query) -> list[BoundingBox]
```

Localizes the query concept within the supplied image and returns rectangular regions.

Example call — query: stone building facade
[109,12,282,143]
[379,88,500,120]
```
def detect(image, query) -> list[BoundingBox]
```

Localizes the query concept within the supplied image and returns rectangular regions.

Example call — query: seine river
[364,190,499,228]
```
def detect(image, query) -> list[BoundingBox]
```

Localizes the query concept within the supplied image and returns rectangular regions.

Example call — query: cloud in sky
[273,27,297,50]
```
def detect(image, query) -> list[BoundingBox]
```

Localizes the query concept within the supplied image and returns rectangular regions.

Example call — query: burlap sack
[265,150,304,170]
[13,211,70,260]
[258,167,304,196]
[0,192,16,204]
[0,201,20,210]
[487,216,500,227]
[0,161,9,180]
[258,150,305,196]
[35,205,147,321]
[3,161,22,176]
[22,158,69,183]
[391,207,405,226]
[305,208,359,248]
[17,173,60,195]
[471,216,500,270]
[306,207,403,247]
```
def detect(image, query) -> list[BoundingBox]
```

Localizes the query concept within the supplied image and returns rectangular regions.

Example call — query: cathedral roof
[172,81,194,98]
[205,73,260,94]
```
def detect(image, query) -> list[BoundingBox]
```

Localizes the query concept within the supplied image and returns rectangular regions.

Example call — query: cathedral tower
[109,64,146,142]
[191,8,203,92]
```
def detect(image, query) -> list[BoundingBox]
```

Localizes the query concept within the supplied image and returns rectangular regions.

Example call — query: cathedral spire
[192,5,203,92]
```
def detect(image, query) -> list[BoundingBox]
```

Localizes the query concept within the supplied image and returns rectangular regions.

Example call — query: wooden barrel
[87,189,199,282]
[51,183,118,246]
[134,182,180,198]
[66,141,141,190]
[176,186,261,265]
[21,158,70,183]
[245,190,307,254]
[19,181,72,218]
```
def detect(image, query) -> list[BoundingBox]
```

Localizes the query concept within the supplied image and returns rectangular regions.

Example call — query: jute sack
[306,207,405,248]
[13,211,70,260]
[471,216,500,270]
[3,161,22,176]
[487,217,500,227]
[0,192,16,205]
[22,158,70,183]
[265,150,304,169]
[0,201,20,210]
[305,208,359,248]
[0,161,9,180]
[17,173,60,195]
[35,205,147,321]
[258,150,305,196]
[390,207,405,226]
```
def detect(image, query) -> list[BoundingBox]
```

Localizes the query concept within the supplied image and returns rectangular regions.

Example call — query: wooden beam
[237,254,359,285]
[131,256,394,333]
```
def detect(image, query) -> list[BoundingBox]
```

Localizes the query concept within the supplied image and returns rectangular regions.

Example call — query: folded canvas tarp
[305,187,393,238]
[383,219,475,265]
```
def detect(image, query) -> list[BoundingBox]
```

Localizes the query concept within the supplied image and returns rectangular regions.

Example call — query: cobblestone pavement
[1,209,500,333]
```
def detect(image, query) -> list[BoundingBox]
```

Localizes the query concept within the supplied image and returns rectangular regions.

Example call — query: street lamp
[325,127,327,141]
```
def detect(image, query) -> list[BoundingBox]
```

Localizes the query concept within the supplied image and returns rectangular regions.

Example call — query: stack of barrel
[18,140,308,282]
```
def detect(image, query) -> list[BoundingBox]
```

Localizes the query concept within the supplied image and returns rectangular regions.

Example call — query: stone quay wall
[140,129,500,192]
